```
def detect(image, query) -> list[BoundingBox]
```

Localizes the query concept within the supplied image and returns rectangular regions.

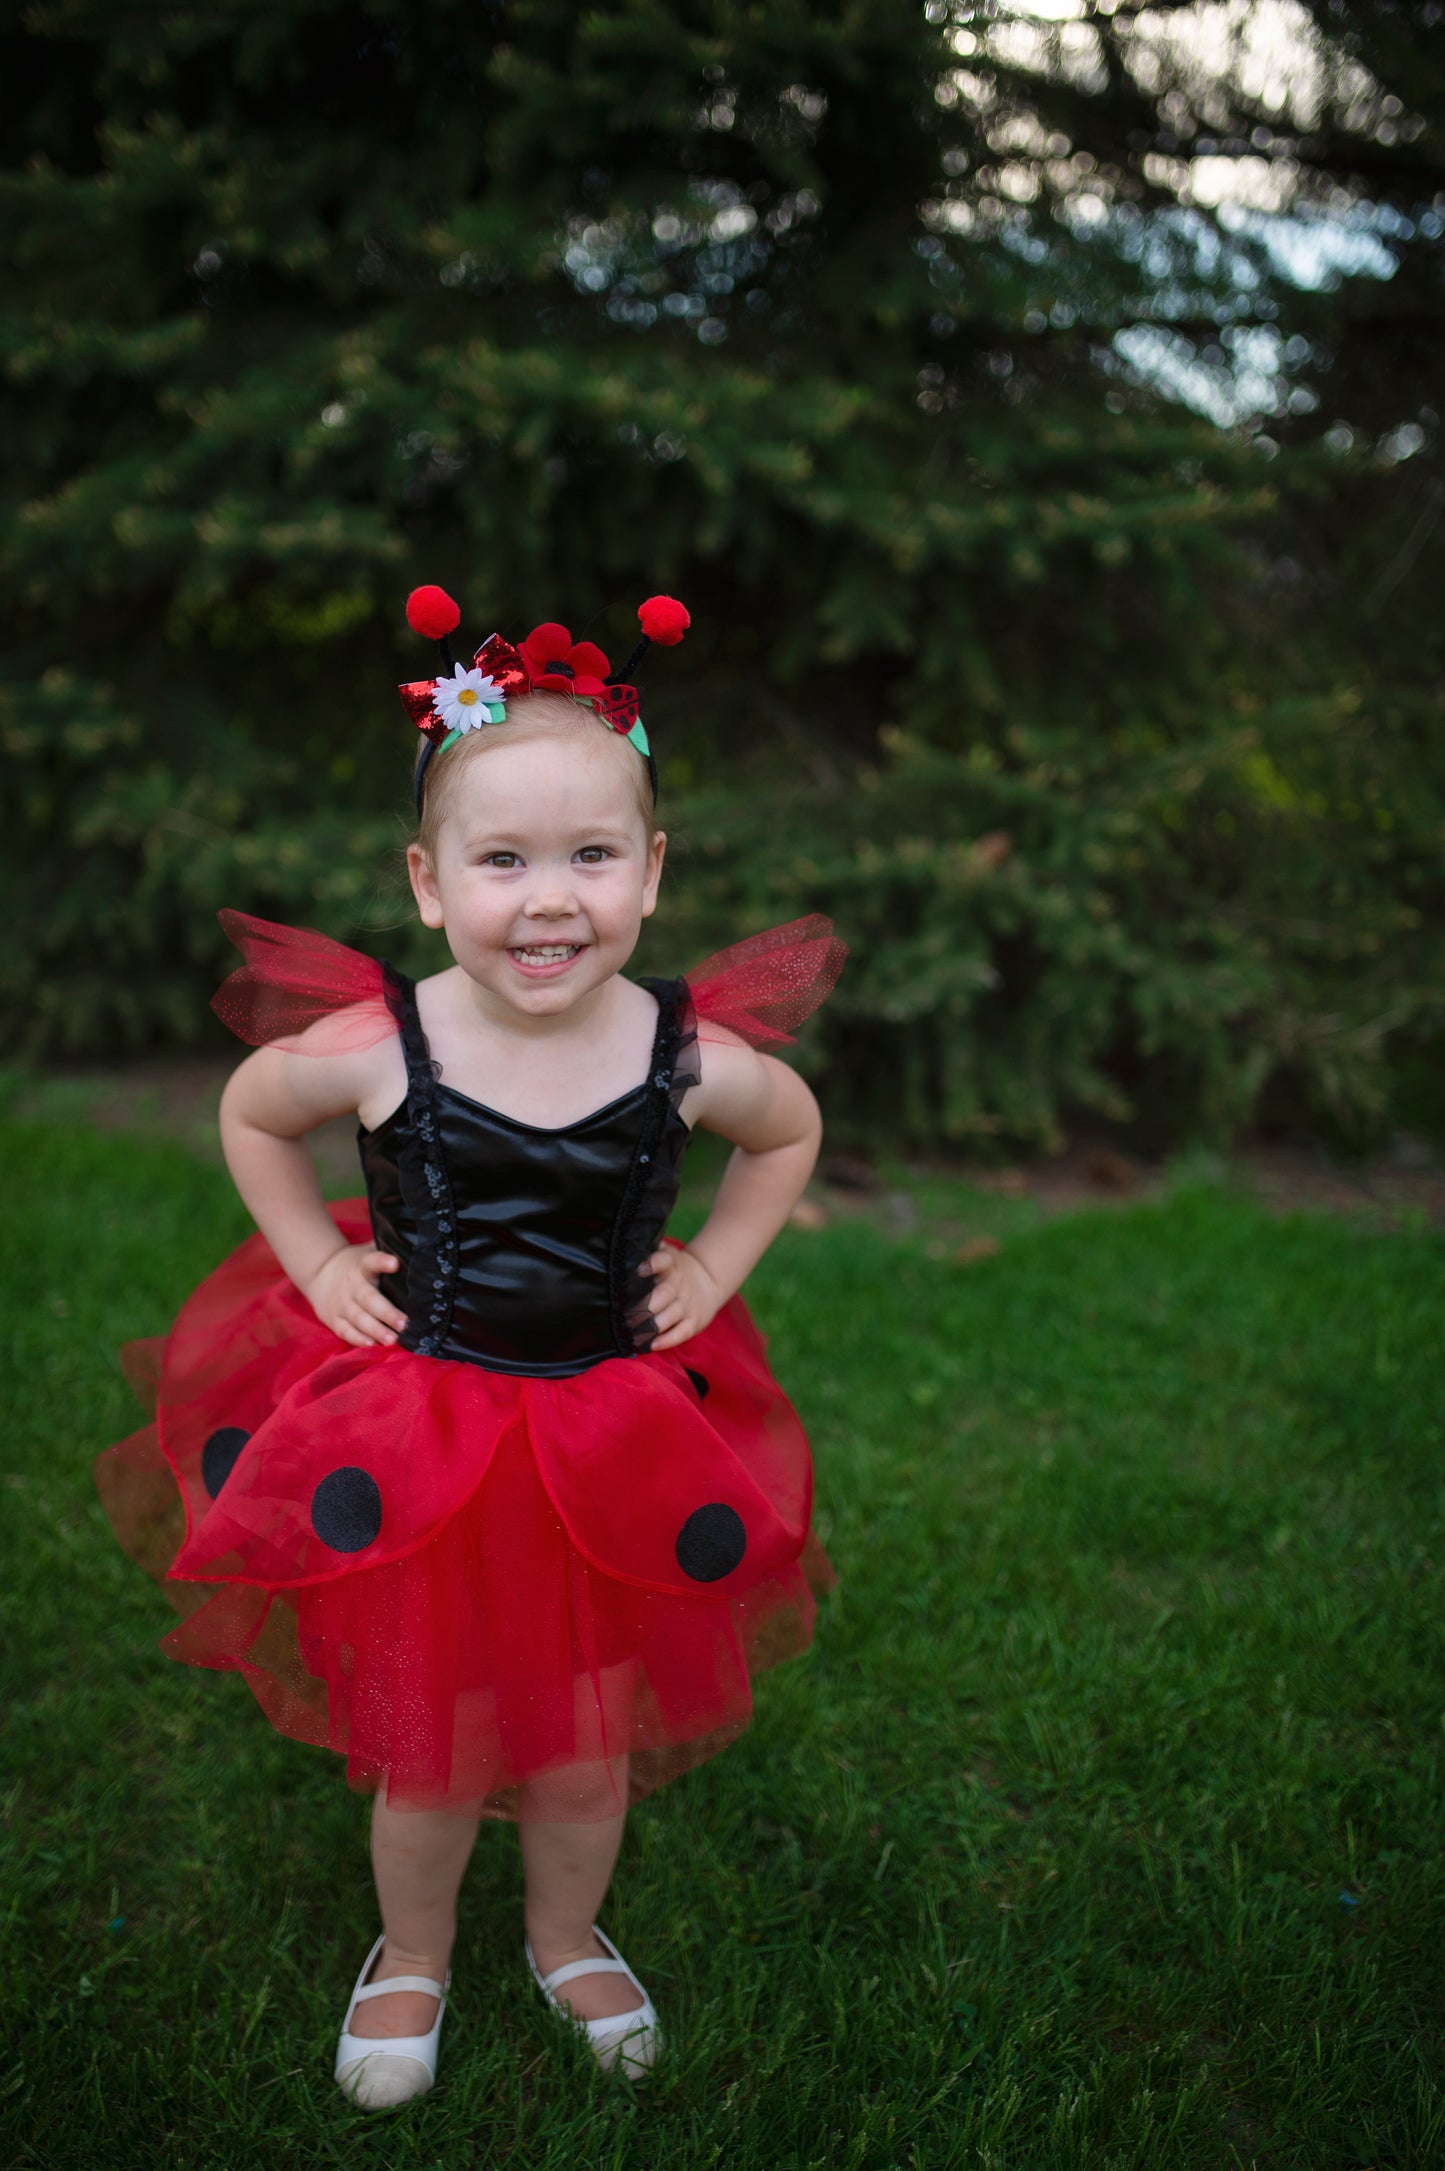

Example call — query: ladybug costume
[95,910,845,1821]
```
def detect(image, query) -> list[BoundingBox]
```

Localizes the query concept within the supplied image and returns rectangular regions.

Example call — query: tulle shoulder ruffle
[210,910,397,1056]
[683,916,846,1050]
[209,907,846,1060]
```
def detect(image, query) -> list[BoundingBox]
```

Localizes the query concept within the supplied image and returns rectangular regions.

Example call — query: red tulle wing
[684,916,846,1049]
[211,910,397,1057]
[526,1327,810,1598]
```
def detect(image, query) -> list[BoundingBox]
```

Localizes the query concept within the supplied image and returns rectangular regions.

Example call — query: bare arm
[218,1038,409,1348]
[646,1038,822,1352]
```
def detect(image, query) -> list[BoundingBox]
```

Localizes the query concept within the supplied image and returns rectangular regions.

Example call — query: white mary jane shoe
[335,1933,450,2110]
[526,1924,661,2080]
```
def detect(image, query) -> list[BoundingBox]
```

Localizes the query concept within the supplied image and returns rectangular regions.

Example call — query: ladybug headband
[400,586,690,815]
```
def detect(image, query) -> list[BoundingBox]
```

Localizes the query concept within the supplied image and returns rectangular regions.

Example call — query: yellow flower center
[457,687,479,706]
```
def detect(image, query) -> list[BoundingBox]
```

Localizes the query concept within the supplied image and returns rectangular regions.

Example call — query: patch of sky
[1111,322,1318,429]
[1098,202,1399,425]
[1220,203,1400,291]
[564,185,776,334]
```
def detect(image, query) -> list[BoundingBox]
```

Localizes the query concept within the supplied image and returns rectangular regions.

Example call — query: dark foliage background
[2,0,1441,1149]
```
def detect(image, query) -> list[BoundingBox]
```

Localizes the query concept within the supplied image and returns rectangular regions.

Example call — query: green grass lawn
[2,1111,1443,2169]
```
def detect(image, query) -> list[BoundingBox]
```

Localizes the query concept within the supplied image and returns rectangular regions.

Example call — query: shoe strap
[352,1974,447,2003]
[539,1956,632,1994]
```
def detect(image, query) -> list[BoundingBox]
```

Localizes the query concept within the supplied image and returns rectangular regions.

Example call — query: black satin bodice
[358,967,699,1377]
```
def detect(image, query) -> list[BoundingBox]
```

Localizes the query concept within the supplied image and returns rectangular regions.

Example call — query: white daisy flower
[431,664,507,734]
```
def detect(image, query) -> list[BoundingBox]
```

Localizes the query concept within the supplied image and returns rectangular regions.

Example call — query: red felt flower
[519,623,612,701]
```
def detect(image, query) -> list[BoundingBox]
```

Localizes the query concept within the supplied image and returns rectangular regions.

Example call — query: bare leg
[350,1793,480,2039]
[520,1759,644,2025]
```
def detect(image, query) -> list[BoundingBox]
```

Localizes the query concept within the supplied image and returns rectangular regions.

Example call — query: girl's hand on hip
[303,1246,408,1348]
[645,1246,725,1351]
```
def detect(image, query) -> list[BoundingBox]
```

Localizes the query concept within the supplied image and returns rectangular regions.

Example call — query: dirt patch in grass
[11,1055,1445,1228]
[10,1055,359,1185]
[813,1132,1445,1237]
[978,1136,1444,1229]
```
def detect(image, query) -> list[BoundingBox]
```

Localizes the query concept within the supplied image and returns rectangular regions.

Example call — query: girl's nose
[523,871,580,919]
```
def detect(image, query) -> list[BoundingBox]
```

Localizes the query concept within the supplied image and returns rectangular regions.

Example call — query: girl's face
[407,726,666,1019]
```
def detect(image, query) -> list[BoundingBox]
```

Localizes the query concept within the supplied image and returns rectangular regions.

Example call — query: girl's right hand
[303,1247,408,1348]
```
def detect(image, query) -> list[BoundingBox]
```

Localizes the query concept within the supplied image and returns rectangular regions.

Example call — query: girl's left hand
[645,1245,726,1351]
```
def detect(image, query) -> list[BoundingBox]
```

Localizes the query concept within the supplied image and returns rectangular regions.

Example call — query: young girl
[96,588,844,2107]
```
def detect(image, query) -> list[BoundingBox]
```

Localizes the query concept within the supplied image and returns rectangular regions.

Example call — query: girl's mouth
[509,943,584,976]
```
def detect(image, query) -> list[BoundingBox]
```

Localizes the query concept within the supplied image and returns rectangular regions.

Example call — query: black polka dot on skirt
[685,1368,710,1400]
[310,1466,383,1553]
[675,1502,747,1583]
[201,1427,250,1498]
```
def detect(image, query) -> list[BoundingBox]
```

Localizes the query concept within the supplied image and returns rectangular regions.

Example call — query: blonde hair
[411,690,657,863]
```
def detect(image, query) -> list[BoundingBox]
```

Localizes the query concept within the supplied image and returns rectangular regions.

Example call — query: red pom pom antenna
[406,585,461,641]
[637,595,690,646]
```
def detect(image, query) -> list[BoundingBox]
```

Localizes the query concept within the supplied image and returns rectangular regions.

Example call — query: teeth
[513,945,580,963]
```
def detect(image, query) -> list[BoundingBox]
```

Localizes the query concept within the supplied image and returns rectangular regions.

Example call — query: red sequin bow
[399,626,639,743]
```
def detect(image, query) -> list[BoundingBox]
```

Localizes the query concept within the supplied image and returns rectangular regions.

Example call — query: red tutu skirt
[96,1203,831,1821]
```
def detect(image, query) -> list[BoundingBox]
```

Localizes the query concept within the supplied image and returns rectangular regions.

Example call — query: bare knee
[519,1755,628,1823]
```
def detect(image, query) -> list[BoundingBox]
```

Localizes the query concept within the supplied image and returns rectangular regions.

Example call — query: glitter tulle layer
[95,1205,831,1820]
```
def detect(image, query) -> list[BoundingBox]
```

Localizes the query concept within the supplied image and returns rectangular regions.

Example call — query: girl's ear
[640,828,667,920]
[407,842,446,929]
